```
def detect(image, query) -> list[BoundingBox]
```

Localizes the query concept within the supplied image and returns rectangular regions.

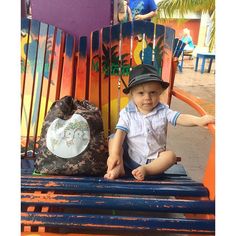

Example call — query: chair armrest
[171,87,215,200]
[172,87,215,135]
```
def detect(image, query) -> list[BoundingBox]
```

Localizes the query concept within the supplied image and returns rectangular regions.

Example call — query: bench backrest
[21,18,178,159]
[87,21,175,136]
[21,18,77,158]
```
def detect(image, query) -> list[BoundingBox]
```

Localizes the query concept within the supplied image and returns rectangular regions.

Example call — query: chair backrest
[167,38,186,105]
[87,21,175,136]
[21,18,177,159]
[173,38,186,58]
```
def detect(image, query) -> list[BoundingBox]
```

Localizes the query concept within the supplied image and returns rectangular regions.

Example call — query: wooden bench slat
[110,24,121,133]
[120,21,131,113]
[132,20,146,67]
[153,24,165,75]
[161,26,175,103]
[21,18,30,117]
[173,38,186,58]
[22,172,192,180]
[21,176,201,186]
[21,179,209,197]
[143,21,155,65]
[89,30,100,108]
[21,193,214,214]
[101,26,111,136]
[41,24,57,118]
[60,34,76,98]
[21,163,196,185]
[21,212,215,234]
[75,36,88,100]
[164,163,186,175]
[50,28,64,101]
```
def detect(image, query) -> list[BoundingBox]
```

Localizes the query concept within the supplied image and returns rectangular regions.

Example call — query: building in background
[159,12,212,52]
[153,0,213,52]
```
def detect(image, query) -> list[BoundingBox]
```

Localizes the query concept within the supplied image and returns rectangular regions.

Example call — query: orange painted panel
[132,20,146,67]
[109,24,120,134]
[49,28,64,102]
[40,24,57,118]
[161,27,175,104]
[119,22,132,112]
[101,26,111,136]
[60,34,76,98]
[75,36,88,100]
[88,30,100,108]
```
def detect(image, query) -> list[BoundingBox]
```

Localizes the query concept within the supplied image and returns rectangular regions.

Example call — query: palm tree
[155,0,215,51]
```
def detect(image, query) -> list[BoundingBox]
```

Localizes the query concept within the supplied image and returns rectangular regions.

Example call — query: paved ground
[166,57,215,182]
[174,58,215,106]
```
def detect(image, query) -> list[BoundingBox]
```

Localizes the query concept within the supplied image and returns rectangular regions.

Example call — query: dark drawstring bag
[34,96,108,176]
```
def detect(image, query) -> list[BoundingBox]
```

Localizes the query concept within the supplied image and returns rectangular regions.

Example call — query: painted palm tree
[155,0,215,51]
[102,44,130,78]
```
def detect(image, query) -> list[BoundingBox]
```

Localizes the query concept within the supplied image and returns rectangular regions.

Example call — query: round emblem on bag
[46,114,90,158]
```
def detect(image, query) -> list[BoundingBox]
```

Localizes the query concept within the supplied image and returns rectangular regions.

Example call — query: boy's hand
[134,14,144,20]
[176,113,215,127]
[198,115,215,127]
[107,154,122,172]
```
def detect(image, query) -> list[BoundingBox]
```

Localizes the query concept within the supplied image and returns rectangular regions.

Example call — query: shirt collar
[126,100,165,114]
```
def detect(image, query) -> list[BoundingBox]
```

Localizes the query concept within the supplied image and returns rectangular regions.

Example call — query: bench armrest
[172,87,215,200]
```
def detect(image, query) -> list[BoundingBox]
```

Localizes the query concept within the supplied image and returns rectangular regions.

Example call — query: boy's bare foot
[104,164,125,180]
[132,166,146,181]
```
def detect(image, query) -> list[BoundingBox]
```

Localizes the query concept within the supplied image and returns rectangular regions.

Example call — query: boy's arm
[118,12,127,22]
[134,11,156,20]
[176,114,215,127]
[107,129,126,172]
[117,0,125,22]
[128,6,132,21]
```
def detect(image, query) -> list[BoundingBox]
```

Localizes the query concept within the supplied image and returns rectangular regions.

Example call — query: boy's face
[130,82,163,114]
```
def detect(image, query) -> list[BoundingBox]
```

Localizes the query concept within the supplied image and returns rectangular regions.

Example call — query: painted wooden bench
[21,18,215,235]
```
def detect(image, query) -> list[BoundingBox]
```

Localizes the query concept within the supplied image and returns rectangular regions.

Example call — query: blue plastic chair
[178,45,195,72]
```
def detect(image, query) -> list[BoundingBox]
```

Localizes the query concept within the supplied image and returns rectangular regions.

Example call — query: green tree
[155,0,215,51]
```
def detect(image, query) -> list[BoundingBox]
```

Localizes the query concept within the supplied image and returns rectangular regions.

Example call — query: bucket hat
[123,64,169,94]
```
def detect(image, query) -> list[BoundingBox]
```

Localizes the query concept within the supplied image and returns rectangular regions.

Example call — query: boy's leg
[104,138,125,180]
[132,150,177,181]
